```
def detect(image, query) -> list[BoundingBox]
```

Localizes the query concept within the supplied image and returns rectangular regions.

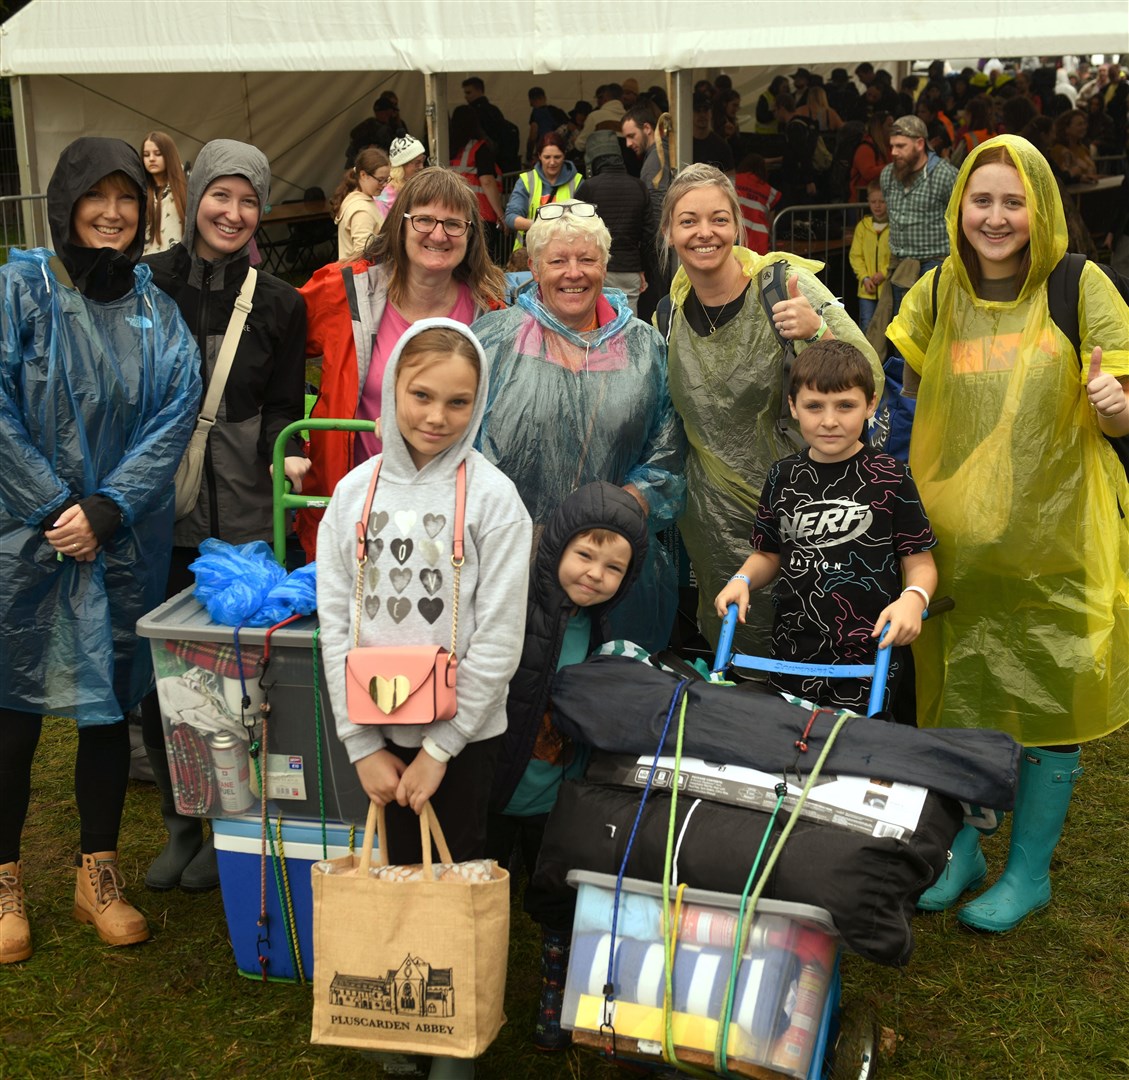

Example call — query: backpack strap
[1047,252,1085,360]
[929,263,941,325]
[656,294,674,343]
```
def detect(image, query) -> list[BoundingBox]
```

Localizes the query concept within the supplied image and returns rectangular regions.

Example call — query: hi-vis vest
[451,140,502,223]
[754,89,778,135]
[512,168,582,250]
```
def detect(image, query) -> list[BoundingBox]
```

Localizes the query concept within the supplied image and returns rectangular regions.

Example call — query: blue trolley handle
[713,596,955,716]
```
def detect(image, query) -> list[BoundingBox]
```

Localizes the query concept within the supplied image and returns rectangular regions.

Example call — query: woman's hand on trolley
[270,455,312,494]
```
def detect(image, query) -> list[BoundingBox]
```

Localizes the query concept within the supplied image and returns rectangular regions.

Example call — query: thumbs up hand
[771,273,824,341]
[1086,346,1128,424]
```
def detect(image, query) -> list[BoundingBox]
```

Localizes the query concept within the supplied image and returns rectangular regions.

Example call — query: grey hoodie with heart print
[316,317,532,764]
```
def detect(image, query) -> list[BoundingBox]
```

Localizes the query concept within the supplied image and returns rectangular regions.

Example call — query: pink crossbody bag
[344,458,466,725]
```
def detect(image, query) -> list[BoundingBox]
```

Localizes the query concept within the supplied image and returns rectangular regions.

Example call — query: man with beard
[880,115,957,321]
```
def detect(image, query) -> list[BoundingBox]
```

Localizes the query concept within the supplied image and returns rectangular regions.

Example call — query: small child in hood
[486,481,648,1052]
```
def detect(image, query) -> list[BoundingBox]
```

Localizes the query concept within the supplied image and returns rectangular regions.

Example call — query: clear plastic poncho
[0,251,200,725]
[666,247,884,654]
[888,134,1129,745]
[473,287,686,651]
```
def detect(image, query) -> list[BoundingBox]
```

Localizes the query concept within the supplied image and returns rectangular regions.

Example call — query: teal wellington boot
[916,823,987,912]
[957,747,1082,933]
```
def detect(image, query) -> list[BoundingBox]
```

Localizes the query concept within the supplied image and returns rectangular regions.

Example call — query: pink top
[354,282,476,464]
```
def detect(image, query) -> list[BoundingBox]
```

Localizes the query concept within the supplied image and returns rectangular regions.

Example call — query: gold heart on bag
[368,673,410,714]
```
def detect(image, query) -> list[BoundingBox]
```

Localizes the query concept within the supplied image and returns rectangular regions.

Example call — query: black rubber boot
[144,743,206,891]
[179,831,219,893]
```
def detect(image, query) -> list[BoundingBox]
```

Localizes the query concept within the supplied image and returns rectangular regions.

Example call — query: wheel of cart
[709,597,952,1079]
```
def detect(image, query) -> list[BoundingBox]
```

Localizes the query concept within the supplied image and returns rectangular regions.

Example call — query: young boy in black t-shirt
[714,339,938,710]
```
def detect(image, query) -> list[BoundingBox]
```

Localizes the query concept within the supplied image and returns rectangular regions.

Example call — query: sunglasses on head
[534,202,597,222]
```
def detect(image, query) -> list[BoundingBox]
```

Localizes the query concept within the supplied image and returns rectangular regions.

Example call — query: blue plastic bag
[249,562,318,627]
[189,539,287,625]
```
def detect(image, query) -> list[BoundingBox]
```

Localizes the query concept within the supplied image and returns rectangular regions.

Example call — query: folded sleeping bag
[533,777,962,966]
[550,656,1021,809]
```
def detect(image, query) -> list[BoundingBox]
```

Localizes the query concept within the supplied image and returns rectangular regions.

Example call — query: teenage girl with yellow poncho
[888,135,1129,932]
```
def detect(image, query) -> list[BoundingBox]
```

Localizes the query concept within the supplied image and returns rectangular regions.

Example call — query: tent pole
[11,75,44,245]
[669,70,692,172]
[425,74,448,166]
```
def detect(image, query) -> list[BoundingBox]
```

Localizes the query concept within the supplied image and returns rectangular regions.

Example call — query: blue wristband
[729,574,752,586]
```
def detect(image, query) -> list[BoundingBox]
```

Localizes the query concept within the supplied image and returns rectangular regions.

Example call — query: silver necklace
[696,279,742,334]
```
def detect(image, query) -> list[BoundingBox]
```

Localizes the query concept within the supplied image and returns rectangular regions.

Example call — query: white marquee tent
[2,0,1126,213]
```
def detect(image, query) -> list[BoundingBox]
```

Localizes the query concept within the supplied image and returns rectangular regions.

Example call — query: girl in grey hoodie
[317,320,530,1077]
[318,318,531,864]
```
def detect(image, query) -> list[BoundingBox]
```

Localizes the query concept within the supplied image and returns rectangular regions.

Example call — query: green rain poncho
[665,247,883,654]
[888,134,1129,745]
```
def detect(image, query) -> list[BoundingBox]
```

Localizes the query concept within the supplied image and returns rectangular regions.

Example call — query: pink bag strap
[354,458,466,562]
[452,461,466,564]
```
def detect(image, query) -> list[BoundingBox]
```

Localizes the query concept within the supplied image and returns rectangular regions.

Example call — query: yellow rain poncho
[888,134,1129,745]
[666,247,883,653]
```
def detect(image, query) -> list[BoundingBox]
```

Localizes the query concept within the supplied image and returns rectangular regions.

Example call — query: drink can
[210,731,254,812]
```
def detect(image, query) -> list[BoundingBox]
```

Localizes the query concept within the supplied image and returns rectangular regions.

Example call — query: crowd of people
[0,53,1127,1080]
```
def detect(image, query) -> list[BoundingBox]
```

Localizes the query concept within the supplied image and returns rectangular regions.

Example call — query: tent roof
[3,0,1127,76]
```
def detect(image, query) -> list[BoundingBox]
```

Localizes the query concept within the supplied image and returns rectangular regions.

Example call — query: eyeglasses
[534,202,597,222]
[403,213,473,237]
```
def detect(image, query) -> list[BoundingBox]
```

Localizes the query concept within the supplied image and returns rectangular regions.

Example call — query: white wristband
[421,736,452,764]
[729,574,752,586]
[902,586,930,609]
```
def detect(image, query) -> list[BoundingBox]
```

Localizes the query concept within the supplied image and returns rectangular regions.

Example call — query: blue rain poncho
[0,250,200,726]
[473,286,686,651]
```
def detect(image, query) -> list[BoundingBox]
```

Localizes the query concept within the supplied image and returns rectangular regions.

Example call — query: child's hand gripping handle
[712,604,741,675]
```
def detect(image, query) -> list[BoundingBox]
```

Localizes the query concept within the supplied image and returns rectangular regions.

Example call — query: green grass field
[2,722,1127,1079]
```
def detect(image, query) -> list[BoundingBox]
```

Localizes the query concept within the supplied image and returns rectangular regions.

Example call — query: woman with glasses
[505,132,582,251]
[474,199,685,652]
[296,167,505,557]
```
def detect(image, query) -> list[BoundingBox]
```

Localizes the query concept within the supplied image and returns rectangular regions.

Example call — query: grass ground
[1,722,1127,1080]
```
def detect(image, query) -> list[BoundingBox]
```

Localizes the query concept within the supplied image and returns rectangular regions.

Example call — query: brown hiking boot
[73,852,150,947]
[0,861,32,963]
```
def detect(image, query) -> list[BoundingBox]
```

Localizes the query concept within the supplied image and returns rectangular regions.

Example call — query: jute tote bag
[311,800,509,1056]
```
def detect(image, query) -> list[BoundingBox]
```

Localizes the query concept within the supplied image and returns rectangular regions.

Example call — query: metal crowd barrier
[771,201,868,309]
[0,194,48,262]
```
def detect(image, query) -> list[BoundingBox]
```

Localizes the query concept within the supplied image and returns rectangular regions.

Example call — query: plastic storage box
[137,588,369,823]
[563,871,839,1080]
[214,814,357,982]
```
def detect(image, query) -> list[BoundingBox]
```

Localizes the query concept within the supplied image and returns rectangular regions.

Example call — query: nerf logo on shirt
[780,500,873,546]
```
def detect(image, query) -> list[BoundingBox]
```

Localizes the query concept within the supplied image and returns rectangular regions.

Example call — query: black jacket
[144,140,306,547]
[576,163,651,274]
[490,482,649,812]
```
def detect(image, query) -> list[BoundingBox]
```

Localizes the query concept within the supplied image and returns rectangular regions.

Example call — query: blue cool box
[213,814,359,982]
